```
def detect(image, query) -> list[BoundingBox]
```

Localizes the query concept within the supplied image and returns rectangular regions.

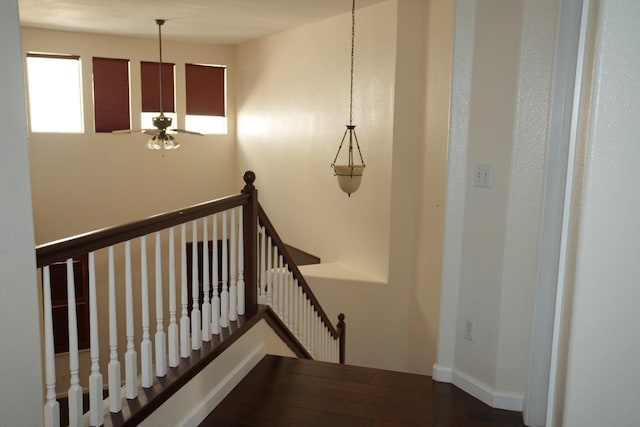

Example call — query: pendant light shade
[331,0,366,197]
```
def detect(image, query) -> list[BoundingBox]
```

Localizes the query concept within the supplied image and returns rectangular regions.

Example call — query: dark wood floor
[200,355,525,427]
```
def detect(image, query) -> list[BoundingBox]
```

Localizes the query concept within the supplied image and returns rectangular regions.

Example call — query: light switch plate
[474,164,492,188]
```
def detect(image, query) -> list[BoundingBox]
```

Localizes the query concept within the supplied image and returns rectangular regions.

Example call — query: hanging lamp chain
[349,0,355,126]
[331,0,365,170]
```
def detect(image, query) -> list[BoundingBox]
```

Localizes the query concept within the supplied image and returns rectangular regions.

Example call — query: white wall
[558,1,640,425]
[0,1,44,425]
[437,0,559,411]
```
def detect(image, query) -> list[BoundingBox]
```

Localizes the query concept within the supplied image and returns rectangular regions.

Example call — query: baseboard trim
[432,363,453,382]
[181,343,266,426]
[432,364,523,412]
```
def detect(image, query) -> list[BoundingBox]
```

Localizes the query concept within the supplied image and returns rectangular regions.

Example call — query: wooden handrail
[36,194,249,268]
[257,203,340,339]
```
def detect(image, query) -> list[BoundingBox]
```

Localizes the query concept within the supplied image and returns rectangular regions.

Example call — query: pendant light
[331,0,366,197]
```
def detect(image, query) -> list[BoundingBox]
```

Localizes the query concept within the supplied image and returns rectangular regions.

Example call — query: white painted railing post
[140,236,153,388]
[202,217,211,341]
[237,206,245,315]
[278,256,284,318]
[191,221,202,350]
[221,211,229,328]
[272,246,279,314]
[42,266,60,427]
[66,258,82,427]
[229,208,237,322]
[154,232,167,377]
[211,214,220,335]
[266,237,272,306]
[292,279,299,337]
[124,241,138,399]
[88,252,103,426]
[283,267,290,326]
[259,227,266,304]
[107,247,121,412]
[180,224,190,358]
[168,227,179,368]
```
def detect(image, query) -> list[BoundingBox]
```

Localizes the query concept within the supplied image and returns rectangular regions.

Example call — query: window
[141,61,176,129]
[92,57,131,133]
[26,53,83,133]
[185,64,227,134]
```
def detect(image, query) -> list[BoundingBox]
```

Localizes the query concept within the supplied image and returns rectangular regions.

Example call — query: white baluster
[180,224,190,358]
[292,279,299,337]
[229,208,237,322]
[140,236,153,388]
[272,246,279,314]
[278,256,284,318]
[42,266,60,427]
[306,303,312,357]
[302,299,308,353]
[237,206,245,315]
[124,241,138,398]
[202,217,211,341]
[221,211,229,328]
[155,232,166,377]
[324,325,328,362]
[107,247,121,412]
[211,214,220,335]
[266,237,272,306]
[283,265,289,326]
[88,252,103,426]
[259,227,266,304]
[191,220,202,350]
[66,259,82,427]
[168,227,179,368]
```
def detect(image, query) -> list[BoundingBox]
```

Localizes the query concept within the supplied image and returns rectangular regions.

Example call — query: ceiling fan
[113,19,202,150]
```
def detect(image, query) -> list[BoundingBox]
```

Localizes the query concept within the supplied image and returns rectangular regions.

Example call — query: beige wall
[235,2,395,281]
[22,27,240,244]
[236,0,451,375]
[409,0,454,375]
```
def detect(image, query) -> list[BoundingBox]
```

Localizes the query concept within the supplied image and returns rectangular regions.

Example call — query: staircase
[36,171,345,426]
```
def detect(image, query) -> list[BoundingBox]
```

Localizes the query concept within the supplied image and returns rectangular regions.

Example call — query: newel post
[242,171,258,314]
[337,313,346,364]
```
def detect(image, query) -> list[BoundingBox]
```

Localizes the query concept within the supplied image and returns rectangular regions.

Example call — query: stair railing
[257,204,346,364]
[36,171,344,427]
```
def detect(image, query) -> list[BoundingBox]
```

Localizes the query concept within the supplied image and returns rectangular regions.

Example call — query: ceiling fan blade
[142,129,161,135]
[171,128,204,136]
[112,129,138,134]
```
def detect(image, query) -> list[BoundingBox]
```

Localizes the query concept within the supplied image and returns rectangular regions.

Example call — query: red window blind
[185,64,225,117]
[141,61,175,113]
[92,57,130,132]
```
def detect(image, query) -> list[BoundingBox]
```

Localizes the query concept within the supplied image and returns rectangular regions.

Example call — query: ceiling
[18,0,387,45]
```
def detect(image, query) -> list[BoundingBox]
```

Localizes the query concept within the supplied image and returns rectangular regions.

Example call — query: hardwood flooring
[200,355,525,427]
